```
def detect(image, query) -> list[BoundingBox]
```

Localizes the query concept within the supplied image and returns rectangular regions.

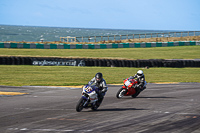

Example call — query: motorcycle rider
[88,72,108,104]
[130,70,146,92]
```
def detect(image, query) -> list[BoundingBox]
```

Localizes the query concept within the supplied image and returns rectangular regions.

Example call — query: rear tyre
[131,91,140,98]
[76,97,86,112]
[91,104,99,111]
[116,88,126,99]
[92,97,104,111]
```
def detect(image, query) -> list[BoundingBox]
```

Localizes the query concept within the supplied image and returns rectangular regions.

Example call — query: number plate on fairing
[125,80,131,86]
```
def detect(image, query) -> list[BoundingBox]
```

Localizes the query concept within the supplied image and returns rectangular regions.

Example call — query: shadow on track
[115,96,175,99]
[137,96,175,99]
[95,108,147,112]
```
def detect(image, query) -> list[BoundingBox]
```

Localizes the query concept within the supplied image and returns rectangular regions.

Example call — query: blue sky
[0,0,200,30]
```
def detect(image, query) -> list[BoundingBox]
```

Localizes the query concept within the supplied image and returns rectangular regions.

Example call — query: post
[133,34,134,39]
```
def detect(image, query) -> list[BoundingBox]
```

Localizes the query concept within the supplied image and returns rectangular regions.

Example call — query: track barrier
[0,57,199,67]
[0,41,199,49]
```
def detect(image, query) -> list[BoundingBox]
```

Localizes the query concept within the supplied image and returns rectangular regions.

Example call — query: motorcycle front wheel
[76,97,86,112]
[116,88,126,99]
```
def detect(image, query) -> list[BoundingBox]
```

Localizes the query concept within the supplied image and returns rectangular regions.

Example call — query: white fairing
[82,86,86,92]
[125,80,131,86]
[82,86,98,103]
[88,91,98,103]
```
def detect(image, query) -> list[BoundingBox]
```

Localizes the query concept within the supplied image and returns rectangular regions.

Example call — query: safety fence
[60,31,200,43]
[0,41,199,49]
[0,56,200,67]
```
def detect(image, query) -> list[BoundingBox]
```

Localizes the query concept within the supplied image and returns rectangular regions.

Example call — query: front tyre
[76,97,86,112]
[116,88,126,99]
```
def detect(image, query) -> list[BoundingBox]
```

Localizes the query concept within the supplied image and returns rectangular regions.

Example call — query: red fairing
[125,88,136,96]
[116,77,143,99]
[123,78,137,85]
[123,78,138,96]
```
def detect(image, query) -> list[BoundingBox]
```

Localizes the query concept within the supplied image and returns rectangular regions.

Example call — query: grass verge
[0,45,200,59]
[0,65,199,86]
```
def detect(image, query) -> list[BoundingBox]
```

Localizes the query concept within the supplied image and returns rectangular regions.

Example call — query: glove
[101,88,107,93]
[134,84,140,88]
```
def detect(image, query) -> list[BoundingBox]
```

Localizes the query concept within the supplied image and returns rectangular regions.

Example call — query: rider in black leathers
[88,72,108,103]
[130,70,146,93]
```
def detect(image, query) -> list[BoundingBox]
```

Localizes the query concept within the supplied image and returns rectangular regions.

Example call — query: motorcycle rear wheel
[91,104,99,111]
[131,91,140,98]
[76,97,86,112]
[116,88,126,99]
[91,97,104,111]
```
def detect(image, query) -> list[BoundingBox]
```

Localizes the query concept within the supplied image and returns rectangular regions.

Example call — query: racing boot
[97,92,104,106]
[140,86,146,92]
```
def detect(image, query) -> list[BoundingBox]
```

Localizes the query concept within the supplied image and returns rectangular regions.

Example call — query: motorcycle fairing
[122,78,137,96]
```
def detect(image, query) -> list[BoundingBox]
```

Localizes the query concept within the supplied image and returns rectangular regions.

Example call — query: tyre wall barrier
[0,41,199,49]
[0,56,200,67]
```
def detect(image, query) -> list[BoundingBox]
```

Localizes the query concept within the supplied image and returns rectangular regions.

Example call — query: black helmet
[95,72,103,83]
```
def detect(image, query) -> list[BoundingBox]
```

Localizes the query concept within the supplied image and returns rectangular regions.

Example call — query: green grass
[0,45,200,59]
[0,65,199,86]
[0,46,200,86]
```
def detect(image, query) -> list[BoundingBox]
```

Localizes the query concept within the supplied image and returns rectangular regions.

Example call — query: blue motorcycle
[76,85,101,112]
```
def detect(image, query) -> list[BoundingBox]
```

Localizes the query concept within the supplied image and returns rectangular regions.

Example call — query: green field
[0,65,199,86]
[0,45,200,59]
[0,45,200,86]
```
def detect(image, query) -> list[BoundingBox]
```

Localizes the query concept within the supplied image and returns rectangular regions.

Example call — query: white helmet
[137,70,143,78]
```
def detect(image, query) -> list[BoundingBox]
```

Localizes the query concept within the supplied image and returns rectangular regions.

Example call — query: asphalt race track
[0,83,200,133]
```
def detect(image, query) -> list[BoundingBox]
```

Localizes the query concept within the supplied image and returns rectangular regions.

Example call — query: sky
[0,0,200,31]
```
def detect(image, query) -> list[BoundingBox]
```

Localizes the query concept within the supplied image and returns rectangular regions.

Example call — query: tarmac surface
[0,83,200,133]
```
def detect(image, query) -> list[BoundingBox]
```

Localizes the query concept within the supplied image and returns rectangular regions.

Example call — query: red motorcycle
[116,78,145,98]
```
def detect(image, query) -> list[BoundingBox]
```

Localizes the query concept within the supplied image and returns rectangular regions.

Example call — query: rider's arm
[129,74,137,79]
[101,79,108,93]
[138,77,145,86]
[88,77,95,85]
